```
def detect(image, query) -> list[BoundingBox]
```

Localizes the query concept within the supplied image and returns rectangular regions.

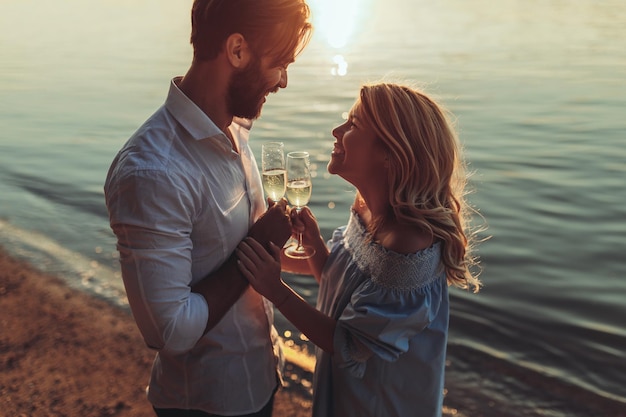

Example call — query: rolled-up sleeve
[334,276,445,378]
[107,167,208,354]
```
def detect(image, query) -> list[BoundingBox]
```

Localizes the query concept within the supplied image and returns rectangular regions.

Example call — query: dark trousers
[153,395,275,417]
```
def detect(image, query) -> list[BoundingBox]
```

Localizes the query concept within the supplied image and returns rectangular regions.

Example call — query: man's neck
[178,60,233,134]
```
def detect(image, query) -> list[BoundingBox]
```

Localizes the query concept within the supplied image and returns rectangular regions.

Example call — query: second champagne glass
[284,151,315,259]
[261,142,286,203]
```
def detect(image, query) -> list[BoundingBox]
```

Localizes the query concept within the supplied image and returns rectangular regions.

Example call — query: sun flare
[309,0,360,49]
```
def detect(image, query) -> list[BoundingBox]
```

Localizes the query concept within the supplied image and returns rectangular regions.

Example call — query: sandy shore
[0,248,313,417]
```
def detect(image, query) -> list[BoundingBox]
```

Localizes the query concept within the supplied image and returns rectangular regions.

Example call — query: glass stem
[297,232,304,251]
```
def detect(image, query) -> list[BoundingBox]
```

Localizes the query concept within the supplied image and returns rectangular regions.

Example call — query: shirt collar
[164,77,253,144]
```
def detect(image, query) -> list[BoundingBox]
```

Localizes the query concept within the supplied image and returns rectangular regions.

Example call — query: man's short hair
[191,0,312,66]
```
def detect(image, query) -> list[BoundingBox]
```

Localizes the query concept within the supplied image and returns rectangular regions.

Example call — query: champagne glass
[284,151,315,259]
[261,142,286,203]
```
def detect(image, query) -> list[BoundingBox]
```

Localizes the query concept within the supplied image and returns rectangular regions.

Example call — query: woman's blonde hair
[358,83,482,292]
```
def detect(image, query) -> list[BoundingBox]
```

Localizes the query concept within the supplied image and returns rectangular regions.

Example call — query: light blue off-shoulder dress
[312,211,449,417]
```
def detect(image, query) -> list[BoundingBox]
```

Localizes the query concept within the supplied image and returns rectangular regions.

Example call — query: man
[103,1,312,416]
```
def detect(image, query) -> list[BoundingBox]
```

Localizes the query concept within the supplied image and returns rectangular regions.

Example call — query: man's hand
[248,198,292,250]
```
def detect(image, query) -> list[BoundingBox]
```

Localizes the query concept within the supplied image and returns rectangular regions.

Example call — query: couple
[104,1,482,416]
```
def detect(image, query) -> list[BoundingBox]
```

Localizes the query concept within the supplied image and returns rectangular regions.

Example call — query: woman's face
[328,102,389,189]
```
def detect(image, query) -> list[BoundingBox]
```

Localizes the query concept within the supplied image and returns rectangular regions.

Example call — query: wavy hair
[358,83,482,292]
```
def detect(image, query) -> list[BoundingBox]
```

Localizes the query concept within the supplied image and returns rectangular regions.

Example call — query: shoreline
[4,247,623,417]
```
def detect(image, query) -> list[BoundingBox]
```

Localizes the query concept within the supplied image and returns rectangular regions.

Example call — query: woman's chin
[327,158,340,175]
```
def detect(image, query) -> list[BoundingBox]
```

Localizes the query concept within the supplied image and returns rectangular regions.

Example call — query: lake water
[1,1,625,416]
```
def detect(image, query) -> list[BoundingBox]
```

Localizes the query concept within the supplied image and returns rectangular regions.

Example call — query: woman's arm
[273,283,336,354]
[237,238,335,353]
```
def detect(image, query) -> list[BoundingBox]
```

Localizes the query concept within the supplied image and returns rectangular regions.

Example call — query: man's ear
[225,33,251,69]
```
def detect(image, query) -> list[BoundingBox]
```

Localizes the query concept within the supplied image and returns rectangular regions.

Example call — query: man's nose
[279,68,288,88]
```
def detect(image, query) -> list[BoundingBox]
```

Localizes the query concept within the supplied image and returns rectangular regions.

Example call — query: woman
[236,83,482,417]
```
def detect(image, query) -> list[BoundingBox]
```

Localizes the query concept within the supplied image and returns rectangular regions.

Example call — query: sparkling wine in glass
[284,151,315,259]
[261,142,286,203]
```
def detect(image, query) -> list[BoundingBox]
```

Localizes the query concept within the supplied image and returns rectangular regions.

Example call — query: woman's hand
[289,206,322,247]
[236,237,290,306]
[283,206,330,282]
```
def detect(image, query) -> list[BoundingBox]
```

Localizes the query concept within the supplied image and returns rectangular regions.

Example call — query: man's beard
[227,56,276,120]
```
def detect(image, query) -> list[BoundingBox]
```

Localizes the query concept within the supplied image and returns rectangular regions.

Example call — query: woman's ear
[225,33,251,69]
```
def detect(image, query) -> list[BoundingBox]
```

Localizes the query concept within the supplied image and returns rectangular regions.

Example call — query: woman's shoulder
[377,224,433,255]
[351,201,432,254]
[343,212,443,291]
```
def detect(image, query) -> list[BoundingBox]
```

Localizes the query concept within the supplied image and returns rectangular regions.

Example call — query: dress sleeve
[334,274,446,378]
[106,167,209,354]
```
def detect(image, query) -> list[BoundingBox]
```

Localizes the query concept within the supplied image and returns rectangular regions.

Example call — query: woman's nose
[332,121,348,139]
